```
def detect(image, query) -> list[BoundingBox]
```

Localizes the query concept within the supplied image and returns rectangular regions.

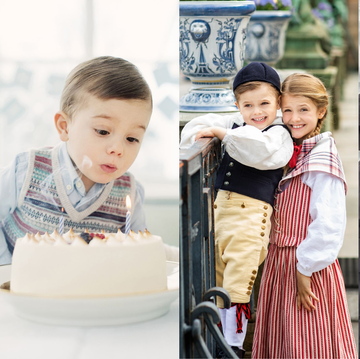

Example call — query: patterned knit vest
[1,146,134,253]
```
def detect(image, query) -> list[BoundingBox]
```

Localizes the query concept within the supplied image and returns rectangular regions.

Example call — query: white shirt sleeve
[0,152,29,265]
[222,119,294,170]
[130,180,147,233]
[180,113,241,149]
[296,171,346,276]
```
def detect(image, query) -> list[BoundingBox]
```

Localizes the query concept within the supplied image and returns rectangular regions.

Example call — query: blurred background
[0,0,179,247]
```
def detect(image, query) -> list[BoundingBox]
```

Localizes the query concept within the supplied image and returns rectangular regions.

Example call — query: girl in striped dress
[252,73,357,358]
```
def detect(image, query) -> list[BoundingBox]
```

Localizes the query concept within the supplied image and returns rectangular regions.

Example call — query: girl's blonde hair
[61,56,152,119]
[281,73,329,140]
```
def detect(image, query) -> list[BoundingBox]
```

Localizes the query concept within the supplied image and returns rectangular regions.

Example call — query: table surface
[0,265,179,359]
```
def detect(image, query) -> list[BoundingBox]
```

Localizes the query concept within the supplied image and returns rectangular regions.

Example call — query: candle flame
[61,207,64,213]
[126,195,131,210]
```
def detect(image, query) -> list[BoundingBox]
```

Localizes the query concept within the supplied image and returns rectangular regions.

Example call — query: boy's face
[235,83,280,130]
[55,95,152,192]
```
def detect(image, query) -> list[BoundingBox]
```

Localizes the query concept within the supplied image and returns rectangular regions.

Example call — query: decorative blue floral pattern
[179,3,255,112]
[245,12,291,64]
[179,16,248,79]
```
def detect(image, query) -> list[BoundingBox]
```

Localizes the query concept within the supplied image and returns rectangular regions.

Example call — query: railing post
[180,138,237,358]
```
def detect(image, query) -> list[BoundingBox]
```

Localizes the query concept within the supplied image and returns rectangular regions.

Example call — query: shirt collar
[58,142,105,197]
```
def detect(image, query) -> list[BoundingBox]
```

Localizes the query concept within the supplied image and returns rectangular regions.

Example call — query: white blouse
[296,171,346,276]
[180,112,293,170]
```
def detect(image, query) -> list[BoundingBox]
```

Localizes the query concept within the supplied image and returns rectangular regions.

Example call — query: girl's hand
[296,270,319,312]
[195,127,226,141]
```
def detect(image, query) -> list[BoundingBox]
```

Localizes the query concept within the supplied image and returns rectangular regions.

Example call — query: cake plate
[0,262,179,326]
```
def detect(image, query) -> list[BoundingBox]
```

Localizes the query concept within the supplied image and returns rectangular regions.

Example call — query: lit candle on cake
[59,207,64,236]
[125,196,131,235]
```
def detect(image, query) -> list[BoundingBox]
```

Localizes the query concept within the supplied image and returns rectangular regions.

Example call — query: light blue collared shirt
[0,142,146,265]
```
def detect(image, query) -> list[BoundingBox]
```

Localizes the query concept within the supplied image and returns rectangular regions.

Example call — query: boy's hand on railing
[296,270,319,312]
[195,127,227,141]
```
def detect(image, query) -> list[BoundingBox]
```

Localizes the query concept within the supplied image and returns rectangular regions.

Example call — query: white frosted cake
[10,229,167,298]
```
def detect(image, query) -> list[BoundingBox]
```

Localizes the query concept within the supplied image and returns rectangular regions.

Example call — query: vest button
[229,162,234,167]
[224,181,229,186]
[226,172,231,177]
[260,232,265,237]
[262,219,266,223]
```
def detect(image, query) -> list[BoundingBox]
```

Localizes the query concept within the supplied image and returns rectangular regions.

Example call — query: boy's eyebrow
[91,114,147,130]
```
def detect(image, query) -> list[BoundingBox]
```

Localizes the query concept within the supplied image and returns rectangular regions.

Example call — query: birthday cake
[10,229,167,298]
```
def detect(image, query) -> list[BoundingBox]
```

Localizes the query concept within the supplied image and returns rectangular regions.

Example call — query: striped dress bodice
[270,176,312,247]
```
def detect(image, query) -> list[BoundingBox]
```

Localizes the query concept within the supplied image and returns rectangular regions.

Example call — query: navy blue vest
[215,123,287,207]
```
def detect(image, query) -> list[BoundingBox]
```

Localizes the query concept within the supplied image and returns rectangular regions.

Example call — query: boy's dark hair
[60,56,152,118]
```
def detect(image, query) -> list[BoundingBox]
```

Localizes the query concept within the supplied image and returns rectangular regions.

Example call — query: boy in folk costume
[180,62,294,357]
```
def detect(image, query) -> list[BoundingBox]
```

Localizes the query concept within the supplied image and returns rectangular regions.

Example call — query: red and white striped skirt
[252,244,357,359]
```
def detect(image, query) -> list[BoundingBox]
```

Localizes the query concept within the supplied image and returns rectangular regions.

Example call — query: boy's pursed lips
[100,164,118,173]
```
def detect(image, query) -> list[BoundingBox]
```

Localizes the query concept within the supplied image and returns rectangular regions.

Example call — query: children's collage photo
[0,0,358,358]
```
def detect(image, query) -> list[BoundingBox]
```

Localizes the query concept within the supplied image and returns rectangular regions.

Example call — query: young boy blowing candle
[0,56,178,264]
[180,62,294,358]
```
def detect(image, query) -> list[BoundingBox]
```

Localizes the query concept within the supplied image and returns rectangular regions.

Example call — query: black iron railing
[180,138,239,359]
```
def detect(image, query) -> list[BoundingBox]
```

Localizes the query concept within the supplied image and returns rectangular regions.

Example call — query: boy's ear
[54,111,70,141]
[235,102,241,113]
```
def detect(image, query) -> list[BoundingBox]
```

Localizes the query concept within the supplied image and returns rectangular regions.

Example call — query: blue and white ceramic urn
[245,10,292,64]
[179,1,256,112]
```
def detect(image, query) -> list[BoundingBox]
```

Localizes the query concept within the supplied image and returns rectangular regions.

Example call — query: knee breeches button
[241,203,245,208]
[247,286,252,290]
[260,232,265,237]
[252,270,257,274]
[264,205,268,210]
[261,225,265,230]
[263,213,267,217]
[214,204,217,209]
[249,281,254,285]
[262,219,266,223]
[246,291,251,295]
[251,276,256,280]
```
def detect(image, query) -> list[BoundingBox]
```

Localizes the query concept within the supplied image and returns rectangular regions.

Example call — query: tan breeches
[214,191,272,308]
